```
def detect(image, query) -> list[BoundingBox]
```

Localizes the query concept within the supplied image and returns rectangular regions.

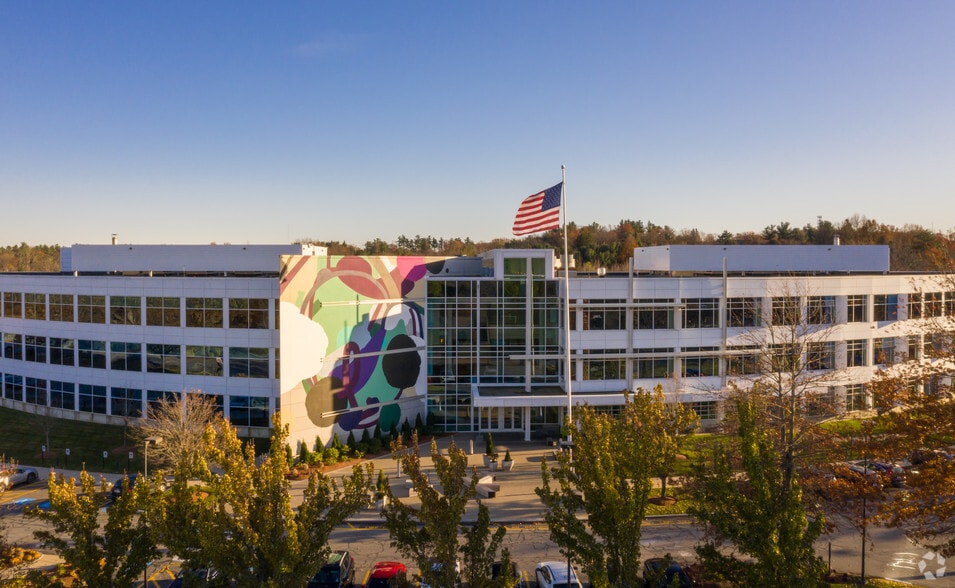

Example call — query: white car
[0,466,39,490]
[534,561,582,588]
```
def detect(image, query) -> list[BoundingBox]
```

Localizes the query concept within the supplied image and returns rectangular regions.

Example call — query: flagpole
[560,165,572,433]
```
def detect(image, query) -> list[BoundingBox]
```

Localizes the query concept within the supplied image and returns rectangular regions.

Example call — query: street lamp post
[143,436,162,587]
[144,436,163,478]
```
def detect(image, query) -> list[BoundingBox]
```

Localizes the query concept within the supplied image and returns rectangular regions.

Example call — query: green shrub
[323,447,340,465]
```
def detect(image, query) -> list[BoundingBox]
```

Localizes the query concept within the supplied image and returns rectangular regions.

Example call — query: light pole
[143,436,162,588]
[144,436,163,478]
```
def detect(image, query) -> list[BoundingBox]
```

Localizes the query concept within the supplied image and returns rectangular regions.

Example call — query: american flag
[512,182,563,236]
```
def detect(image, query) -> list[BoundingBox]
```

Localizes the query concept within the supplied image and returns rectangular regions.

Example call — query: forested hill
[3,215,953,272]
[0,243,60,272]
[312,215,954,273]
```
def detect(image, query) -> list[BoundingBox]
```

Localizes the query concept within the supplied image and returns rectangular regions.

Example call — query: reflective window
[3,374,23,401]
[874,294,898,322]
[110,342,142,371]
[683,298,719,328]
[50,381,75,410]
[50,338,75,366]
[726,297,761,327]
[2,292,23,318]
[772,297,799,326]
[186,297,223,328]
[24,293,46,320]
[110,296,142,325]
[50,294,74,322]
[228,347,270,378]
[846,384,868,411]
[25,377,46,405]
[111,387,142,417]
[25,335,46,363]
[3,333,22,360]
[847,339,868,367]
[229,298,269,329]
[77,295,106,324]
[146,297,181,327]
[847,295,867,323]
[78,384,107,414]
[78,339,107,369]
[186,345,223,376]
[146,344,181,374]
[634,299,674,330]
[806,342,835,371]
[807,296,835,325]
[229,395,270,427]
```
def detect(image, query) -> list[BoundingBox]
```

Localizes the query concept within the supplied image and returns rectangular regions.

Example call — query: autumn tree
[0,485,35,583]
[161,414,374,587]
[382,433,505,588]
[536,389,681,588]
[689,393,827,586]
[647,384,700,500]
[865,275,955,556]
[133,390,224,476]
[725,284,845,494]
[27,470,160,587]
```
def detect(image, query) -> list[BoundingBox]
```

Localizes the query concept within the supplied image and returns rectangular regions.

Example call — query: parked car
[110,473,139,500]
[534,561,582,588]
[363,561,407,588]
[642,557,694,588]
[910,448,953,466]
[0,466,39,491]
[416,559,460,588]
[836,462,883,490]
[169,566,218,587]
[307,550,356,588]
[491,560,528,588]
[859,460,907,488]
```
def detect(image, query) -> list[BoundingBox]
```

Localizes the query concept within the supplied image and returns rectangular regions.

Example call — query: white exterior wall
[0,269,280,436]
[566,271,945,404]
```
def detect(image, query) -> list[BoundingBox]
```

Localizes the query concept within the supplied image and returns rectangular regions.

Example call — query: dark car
[911,448,953,466]
[307,550,355,588]
[169,567,217,587]
[643,558,694,588]
[110,474,139,500]
[863,460,906,488]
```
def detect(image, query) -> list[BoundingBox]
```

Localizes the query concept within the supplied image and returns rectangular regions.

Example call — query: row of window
[0,374,271,427]
[576,294,938,331]
[0,294,272,329]
[575,336,911,381]
[1,333,272,378]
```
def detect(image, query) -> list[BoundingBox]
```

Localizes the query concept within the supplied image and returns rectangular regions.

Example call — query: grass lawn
[0,405,267,475]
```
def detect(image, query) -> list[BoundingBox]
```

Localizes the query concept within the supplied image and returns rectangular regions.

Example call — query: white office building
[1,242,946,450]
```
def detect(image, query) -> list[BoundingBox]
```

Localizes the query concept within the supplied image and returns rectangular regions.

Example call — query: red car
[363,561,407,588]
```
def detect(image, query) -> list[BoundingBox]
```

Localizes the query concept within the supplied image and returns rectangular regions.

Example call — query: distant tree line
[0,243,60,272]
[5,215,953,273]
[308,214,955,272]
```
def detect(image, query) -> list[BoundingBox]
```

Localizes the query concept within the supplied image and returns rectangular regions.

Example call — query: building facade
[1,243,947,451]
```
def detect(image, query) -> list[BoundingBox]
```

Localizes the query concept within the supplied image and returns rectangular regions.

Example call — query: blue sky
[2,2,954,247]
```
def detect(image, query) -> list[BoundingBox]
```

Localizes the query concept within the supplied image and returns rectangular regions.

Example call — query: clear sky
[3,2,954,247]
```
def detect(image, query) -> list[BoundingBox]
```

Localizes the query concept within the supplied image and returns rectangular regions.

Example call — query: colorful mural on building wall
[279,255,449,447]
